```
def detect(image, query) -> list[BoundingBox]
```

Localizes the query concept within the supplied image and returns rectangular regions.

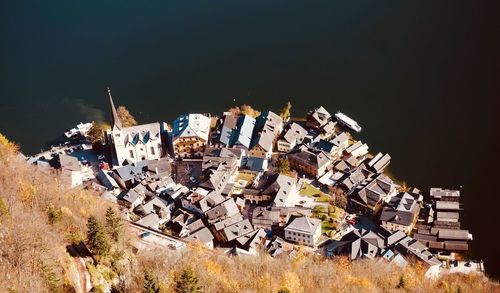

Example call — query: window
[129,150,134,159]
[150,146,155,155]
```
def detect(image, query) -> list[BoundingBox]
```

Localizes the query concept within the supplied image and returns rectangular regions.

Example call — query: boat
[334,112,362,132]
[64,122,93,138]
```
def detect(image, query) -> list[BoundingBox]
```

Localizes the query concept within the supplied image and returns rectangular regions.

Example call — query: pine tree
[47,203,61,225]
[105,207,122,242]
[143,269,160,293]
[175,268,201,293]
[86,216,110,260]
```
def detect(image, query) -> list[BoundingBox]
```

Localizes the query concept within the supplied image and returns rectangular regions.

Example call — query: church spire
[107,87,122,129]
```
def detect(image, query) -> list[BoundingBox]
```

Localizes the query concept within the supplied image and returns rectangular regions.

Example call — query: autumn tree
[105,207,122,242]
[240,104,261,118]
[175,268,201,293]
[277,157,291,175]
[87,122,111,144]
[86,215,110,260]
[143,269,160,293]
[279,101,292,122]
[117,106,137,127]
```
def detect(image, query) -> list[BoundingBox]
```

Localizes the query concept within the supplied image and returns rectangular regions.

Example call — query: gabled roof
[219,113,238,146]
[223,219,254,242]
[281,123,308,144]
[231,115,256,148]
[172,114,211,141]
[285,216,321,235]
[58,154,81,171]
[288,149,332,169]
[186,227,214,244]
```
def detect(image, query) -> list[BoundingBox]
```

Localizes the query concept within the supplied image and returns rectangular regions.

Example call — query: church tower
[107,87,122,129]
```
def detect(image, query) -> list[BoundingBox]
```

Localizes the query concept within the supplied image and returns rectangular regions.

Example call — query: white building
[106,88,163,167]
[172,113,211,158]
[284,216,322,247]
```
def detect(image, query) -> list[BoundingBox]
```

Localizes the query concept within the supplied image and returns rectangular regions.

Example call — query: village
[26,89,484,279]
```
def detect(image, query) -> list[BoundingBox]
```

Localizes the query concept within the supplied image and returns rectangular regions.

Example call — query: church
[106,88,163,167]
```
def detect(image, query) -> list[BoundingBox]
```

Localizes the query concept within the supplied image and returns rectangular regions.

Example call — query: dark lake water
[1,1,499,278]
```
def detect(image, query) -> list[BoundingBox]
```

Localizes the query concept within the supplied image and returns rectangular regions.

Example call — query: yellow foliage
[203,259,223,275]
[18,180,35,207]
[280,271,303,293]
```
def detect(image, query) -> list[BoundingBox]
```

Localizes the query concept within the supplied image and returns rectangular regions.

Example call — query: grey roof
[244,156,267,172]
[285,216,321,235]
[437,229,469,241]
[273,174,296,207]
[172,113,211,141]
[436,212,460,222]
[352,174,395,208]
[141,196,171,215]
[59,154,81,171]
[135,213,160,230]
[282,123,308,144]
[380,192,419,227]
[307,106,331,126]
[332,229,385,260]
[223,219,254,242]
[147,158,171,176]
[315,139,335,153]
[430,188,460,199]
[186,227,214,244]
[367,152,391,173]
[288,149,332,169]
[120,188,143,205]
[331,132,349,147]
[114,161,147,181]
[219,113,238,146]
[107,87,122,129]
[231,115,256,148]
[436,201,460,211]
[206,198,240,221]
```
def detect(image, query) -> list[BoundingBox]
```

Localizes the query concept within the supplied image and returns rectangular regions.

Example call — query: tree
[278,288,291,293]
[86,216,110,260]
[47,203,61,225]
[143,270,159,293]
[279,101,292,122]
[105,207,122,242]
[277,157,291,175]
[175,268,201,293]
[240,104,261,118]
[117,106,137,127]
[87,122,111,144]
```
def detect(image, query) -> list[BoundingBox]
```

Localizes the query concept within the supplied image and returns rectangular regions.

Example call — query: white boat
[64,122,93,138]
[335,112,362,132]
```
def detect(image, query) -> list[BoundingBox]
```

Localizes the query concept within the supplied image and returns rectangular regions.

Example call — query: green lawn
[299,182,331,202]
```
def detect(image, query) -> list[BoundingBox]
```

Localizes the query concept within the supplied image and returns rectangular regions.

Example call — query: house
[380,192,421,234]
[234,228,267,255]
[112,160,148,188]
[288,149,332,178]
[350,173,397,214]
[57,154,84,188]
[284,216,321,247]
[251,207,281,229]
[172,113,211,158]
[118,187,145,209]
[261,174,297,207]
[137,196,173,224]
[106,89,163,167]
[216,112,239,147]
[320,120,337,139]
[249,111,283,159]
[345,141,369,158]
[277,123,308,153]
[430,188,460,201]
[186,227,215,249]
[306,106,331,129]
[325,228,386,260]
[222,219,254,242]
[367,152,391,173]
[230,115,256,149]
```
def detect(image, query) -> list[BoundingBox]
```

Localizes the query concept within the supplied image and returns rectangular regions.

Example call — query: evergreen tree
[175,268,201,293]
[86,216,110,260]
[105,207,122,242]
[47,203,61,225]
[143,269,159,293]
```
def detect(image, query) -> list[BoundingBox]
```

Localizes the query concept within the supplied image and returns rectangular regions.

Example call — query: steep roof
[231,115,256,148]
[282,123,308,144]
[285,216,321,235]
[173,114,211,141]
[107,87,122,129]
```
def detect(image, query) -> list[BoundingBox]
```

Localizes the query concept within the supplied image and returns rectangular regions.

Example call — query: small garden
[299,182,330,202]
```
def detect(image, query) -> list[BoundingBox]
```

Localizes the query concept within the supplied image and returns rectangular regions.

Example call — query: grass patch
[299,182,330,202]
[236,172,255,187]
